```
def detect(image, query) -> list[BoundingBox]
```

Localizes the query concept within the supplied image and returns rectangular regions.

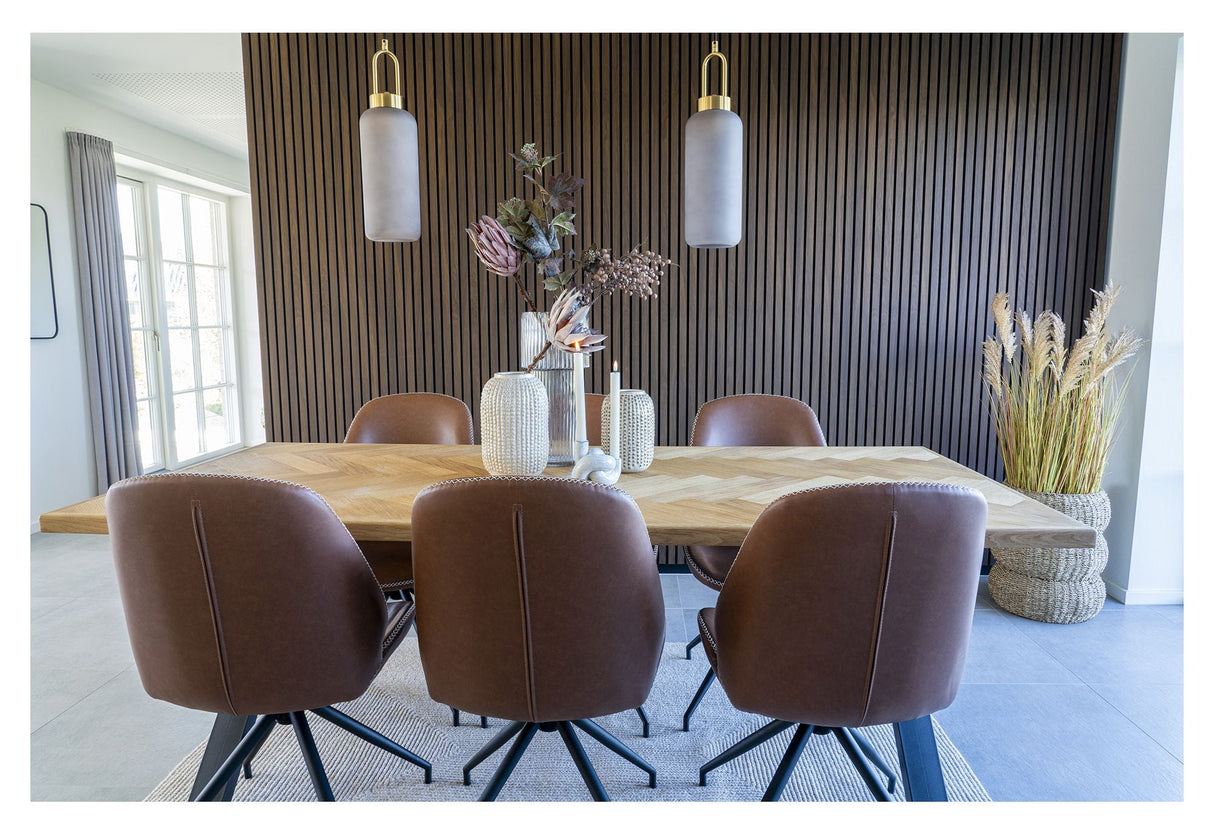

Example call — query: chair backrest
[345,392,474,444]
[712,482,987,728]
[105,473,389,716]
[410,476,664,723]
[691,394,826,447]
[585,392,605,449]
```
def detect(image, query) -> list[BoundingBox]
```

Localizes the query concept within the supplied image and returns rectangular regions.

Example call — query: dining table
[39,442,1096,801]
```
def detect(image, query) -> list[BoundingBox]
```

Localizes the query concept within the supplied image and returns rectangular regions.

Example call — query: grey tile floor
[30,533,1183,802]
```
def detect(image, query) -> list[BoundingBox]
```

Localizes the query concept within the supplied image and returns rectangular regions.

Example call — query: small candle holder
[572,446,622,485]
[573,438,590,461]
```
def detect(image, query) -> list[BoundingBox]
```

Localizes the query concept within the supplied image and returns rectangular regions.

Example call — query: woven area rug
[146,639,989,802]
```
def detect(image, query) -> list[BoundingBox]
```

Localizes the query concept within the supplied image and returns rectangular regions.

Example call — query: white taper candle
[573,348,588,445]
[609,360,621,459]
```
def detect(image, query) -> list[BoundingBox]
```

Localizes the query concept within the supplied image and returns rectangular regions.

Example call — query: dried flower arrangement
[982,285,1142,495]
[466,143,671,371]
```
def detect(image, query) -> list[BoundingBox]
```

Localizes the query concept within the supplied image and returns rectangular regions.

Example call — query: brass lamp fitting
[368,39,403,110]
[697,39,731,112]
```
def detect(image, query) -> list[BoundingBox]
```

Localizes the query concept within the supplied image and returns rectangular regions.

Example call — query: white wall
[30,78,259,528]
[1101,34,1184,604]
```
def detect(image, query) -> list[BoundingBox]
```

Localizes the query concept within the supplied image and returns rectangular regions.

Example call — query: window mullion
[146,179,180,470]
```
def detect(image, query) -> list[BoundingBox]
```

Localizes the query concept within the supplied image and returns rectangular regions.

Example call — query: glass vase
[520,312,578,465]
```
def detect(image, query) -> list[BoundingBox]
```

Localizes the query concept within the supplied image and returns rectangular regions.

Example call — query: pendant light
[359,39,421,242]
[684,35,743,248]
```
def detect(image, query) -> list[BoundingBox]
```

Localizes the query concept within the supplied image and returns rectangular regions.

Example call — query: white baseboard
[1104,578,1184,605]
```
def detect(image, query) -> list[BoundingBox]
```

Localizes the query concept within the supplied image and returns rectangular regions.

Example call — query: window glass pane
[158,188,187,261]
[137,400,160,471]
[168,328,196,392]
[203,388,237,450]
[163,262,191,326]
[125,260,145,328]
[173,392,202,461]
[190,196,219,266]
[130,330,150,399]
[198,328,227,387]
[118,183,139,258]
[194,267,221,325]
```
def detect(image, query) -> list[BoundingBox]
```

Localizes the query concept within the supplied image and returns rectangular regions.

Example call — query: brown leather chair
[106,472,432,801]
[346,392,484,728]
[585,392,605,449]
[411,476,664,801]
[344,392,474,594]
[681,394,827,726]
[693,482,987,801]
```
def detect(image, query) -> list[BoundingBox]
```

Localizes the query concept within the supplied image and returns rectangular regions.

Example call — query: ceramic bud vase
[520,311,578,464]
[988,488,1111,623]
[602,389,655,473]
[480,371,549,476]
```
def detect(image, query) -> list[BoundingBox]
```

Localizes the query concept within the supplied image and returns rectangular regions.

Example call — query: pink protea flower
[466,215,521,277]
[545,288,606,354]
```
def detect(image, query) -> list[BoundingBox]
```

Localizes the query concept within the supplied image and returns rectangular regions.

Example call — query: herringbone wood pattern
[41,444,1094,549]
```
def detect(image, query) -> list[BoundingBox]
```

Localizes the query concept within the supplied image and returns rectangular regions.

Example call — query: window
[117,174,242,471]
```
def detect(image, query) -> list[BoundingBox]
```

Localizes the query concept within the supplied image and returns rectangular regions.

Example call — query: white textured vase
[601,389,655,473]
[480,372,549,476]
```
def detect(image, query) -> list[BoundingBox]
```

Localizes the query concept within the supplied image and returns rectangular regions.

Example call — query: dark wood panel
[241,33,1123,564]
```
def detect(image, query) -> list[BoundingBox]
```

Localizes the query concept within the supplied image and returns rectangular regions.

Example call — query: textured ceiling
[30,34,248,158]
[92,71,248,146]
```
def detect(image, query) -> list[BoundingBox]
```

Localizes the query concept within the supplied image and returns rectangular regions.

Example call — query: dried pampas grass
[982,285,1142,494]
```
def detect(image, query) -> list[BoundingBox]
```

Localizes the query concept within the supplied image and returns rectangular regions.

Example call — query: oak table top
[39,443,1095,549]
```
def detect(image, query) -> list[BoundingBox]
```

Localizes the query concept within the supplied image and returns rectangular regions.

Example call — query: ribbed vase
[601,389,655,473]
[989,488,1111,624]
[520,311,577,464]
[479,371,549,476]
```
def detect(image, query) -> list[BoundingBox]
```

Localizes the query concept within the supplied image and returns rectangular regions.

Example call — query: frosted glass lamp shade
[359,106,421,242]
[684,108,743,248]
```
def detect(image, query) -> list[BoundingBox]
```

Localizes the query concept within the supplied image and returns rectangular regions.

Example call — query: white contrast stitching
[697,611,718,653]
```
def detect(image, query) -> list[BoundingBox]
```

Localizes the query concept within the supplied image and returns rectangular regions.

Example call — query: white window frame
[118,168,243,471]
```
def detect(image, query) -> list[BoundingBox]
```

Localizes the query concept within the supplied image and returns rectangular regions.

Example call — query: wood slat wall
[242,33,1123,558]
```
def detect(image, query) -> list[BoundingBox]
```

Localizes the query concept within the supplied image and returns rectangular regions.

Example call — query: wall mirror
[31,203,59,339]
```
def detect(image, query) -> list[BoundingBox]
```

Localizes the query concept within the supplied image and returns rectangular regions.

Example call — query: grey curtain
[66,131,142,491]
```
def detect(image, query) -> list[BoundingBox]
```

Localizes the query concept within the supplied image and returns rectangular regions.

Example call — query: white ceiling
[30,33,248,158]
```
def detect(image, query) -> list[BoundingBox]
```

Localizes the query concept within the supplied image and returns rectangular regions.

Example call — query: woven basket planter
[989,488,1110,624]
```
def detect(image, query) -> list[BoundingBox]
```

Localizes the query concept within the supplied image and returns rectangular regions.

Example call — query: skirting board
[1104,578,1184,605]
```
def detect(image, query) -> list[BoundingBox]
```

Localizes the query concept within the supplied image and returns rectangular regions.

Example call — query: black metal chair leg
[557,722,610,801]
[761,723,813,802]
[450,706,487,728]
[843,727,898,793]
[571,719,657,788]
[240,722,274,780]
[480,722,539,801]
[288,711,335,801]
[194,714,278,802]
[698,718,794,786]
[311,705,432,783]
[635,706,650,738]
[684,633,702,659]
[834,728,894,801]
[893,715,947,801]
[682,667,717,731]
[463,721,527,786]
